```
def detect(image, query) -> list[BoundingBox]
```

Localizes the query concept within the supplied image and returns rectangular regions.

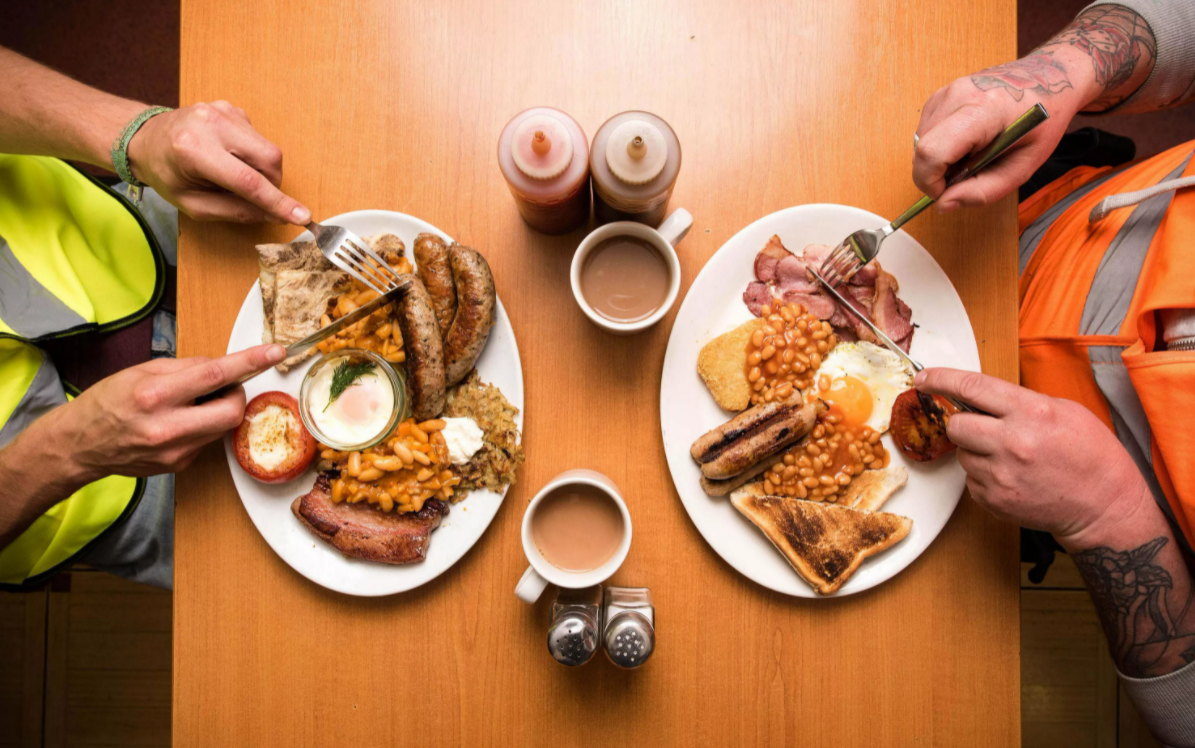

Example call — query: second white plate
[660,204,979,597]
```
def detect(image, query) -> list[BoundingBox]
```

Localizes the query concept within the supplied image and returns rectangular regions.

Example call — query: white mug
[514,469,632,604]
[569,208,692,335]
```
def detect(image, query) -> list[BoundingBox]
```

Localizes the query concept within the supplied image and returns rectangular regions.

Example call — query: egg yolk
[333,377,386,422]
[826,375,873,429]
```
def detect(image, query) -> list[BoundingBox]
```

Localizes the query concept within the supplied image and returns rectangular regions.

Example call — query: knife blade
[809,268,987,416]
[197,280,410,403]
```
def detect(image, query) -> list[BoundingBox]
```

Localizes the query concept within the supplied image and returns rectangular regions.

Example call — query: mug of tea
[514,469,633,604]
[569,208,692,335]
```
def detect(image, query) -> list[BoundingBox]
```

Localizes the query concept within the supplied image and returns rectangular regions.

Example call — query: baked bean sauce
[748,302,890,503]
[315,256,413,363]
[320,418,462,514]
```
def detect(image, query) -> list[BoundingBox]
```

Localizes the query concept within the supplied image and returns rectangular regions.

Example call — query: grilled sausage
[690,399,795,464]
[395,274,446,419]
[700,456,784,497]
[442,245,496,386]
[413,233,456,338]
[698,400,822,480]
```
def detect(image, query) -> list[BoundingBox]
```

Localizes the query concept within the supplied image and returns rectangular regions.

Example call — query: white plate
[222,210,523,597]
[660,204,979,597]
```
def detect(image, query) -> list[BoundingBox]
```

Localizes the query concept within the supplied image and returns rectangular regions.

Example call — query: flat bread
[272,269,350,371]
[255,233,405,370]
[729,490,912,595]
[697,318,763,411]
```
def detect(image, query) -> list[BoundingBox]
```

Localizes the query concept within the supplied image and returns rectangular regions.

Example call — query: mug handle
[515,566,549,604]
[657,208,693,247]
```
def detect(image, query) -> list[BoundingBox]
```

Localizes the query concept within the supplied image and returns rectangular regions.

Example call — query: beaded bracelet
[110,106,172,203]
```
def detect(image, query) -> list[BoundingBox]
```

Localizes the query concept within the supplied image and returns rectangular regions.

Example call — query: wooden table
[176,1,1020,744]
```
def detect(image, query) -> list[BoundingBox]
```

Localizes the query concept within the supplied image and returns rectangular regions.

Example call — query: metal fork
[307,220,404,294]
[819,103,1049,287]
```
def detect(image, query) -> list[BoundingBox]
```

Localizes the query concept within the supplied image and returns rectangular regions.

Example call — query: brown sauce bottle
[590,111,681,227]
[497,107,591,235]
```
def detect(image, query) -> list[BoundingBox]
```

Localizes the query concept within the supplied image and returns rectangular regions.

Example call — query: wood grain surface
[176,0,1020,745]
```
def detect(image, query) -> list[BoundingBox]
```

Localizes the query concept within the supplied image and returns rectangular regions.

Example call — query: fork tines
[334,238,404,294]
[817,242,860,289]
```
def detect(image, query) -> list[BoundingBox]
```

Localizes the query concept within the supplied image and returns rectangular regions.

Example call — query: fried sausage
[395,274,446,419]
[690,399,796,464]
[700,456,783,497]
[698,400,822,480]
[413,233,456,338]
[442,245,496,386]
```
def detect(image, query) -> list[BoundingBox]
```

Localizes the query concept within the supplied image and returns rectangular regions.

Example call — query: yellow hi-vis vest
[0,155,164,589]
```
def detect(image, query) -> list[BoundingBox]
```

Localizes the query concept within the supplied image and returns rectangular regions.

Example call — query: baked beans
[315,255,414,362]
[746,303,840,405]
[323,418,461,513]
[761,412,890,503]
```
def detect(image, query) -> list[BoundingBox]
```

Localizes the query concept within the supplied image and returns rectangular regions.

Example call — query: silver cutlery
[818,103,1050,288]
[307,219,405,294]
[810,267,987,416]
[197,283,409,402]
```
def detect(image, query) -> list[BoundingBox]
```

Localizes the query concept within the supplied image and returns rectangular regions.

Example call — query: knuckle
[264,143,283,166]
[234,167,264,196]
[171,129,200,161]
[191,102,217,123]
[198,361,226,390]
[141,422,174,449]
[133,383,163,411]
[1007,432,1036,463]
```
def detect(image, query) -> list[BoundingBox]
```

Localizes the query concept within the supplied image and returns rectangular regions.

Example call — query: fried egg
[810,341,914,432]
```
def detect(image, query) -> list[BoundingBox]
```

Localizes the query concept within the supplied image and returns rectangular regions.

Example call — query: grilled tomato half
[890,389,960,462]
[233,392,317,483]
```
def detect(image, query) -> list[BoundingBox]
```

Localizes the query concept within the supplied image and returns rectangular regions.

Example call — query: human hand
[125,101,311,224]
[914,367,1152,549]
[52,344,287,481]
[912,54,1088,213]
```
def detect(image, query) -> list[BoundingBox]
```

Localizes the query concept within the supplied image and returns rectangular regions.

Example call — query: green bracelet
[111,105,172,202]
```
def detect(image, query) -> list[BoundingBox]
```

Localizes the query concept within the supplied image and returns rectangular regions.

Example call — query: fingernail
[914,370,927,386]
[267,345,287,362]
[937,201,958,214]
[291,205,311,223]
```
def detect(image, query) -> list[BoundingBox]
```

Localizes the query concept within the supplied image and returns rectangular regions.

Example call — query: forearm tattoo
[1073,537,1195,678]
[1045,5,1156,110]
[971,52,1073,101]
[970,6,1156,110]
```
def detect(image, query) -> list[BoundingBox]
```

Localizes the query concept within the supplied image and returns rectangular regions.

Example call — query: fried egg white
[810,341,914,433]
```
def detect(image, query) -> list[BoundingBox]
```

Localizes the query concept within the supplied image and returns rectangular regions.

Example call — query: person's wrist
[1055,470,1153,553]
[32,403,104,488]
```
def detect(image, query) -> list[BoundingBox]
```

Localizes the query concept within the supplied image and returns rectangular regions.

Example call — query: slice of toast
[838,467,907,512]
[729,490,912,594]
[697,318,763,412]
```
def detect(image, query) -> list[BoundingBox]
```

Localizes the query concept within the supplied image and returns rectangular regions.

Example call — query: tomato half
[889,389,959,462]
[233,391,318,483]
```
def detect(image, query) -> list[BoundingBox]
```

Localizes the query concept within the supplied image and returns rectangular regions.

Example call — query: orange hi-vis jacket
[1019,140,1195,554]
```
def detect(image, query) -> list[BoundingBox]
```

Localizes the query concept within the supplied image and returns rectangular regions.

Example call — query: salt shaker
[602,587,655,669]
[546,585,603,667]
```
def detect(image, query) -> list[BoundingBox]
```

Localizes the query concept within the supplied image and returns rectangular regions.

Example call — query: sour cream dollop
[441,417,484,465]
[308,364,395,446]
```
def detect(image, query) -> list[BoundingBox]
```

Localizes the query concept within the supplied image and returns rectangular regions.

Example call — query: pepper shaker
[546,585,603,667]
[602,587,655,669]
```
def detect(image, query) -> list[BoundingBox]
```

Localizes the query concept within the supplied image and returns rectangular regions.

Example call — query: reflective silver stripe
[1019,169,1122,276]
[0,235,87,338]
[1080,151,1195,336]
[1088,345,1193,556]
[0,348,66,450]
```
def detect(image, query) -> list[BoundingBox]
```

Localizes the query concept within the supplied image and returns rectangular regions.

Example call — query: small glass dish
[298,348,407,452]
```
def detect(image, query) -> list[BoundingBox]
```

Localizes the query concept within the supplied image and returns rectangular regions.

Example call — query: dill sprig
[324,359,376,411]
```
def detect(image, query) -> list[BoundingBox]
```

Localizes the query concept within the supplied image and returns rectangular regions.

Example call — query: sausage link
[442,245,496,386]
[395,274,446,419]
[413,233,456,338]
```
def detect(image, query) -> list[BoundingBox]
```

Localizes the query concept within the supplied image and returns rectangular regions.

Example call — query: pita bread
[729,490,912,595]
[255,234,405,370]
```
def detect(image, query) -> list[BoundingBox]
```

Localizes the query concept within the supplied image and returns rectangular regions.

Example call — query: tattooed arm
[912,4,1158,211]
